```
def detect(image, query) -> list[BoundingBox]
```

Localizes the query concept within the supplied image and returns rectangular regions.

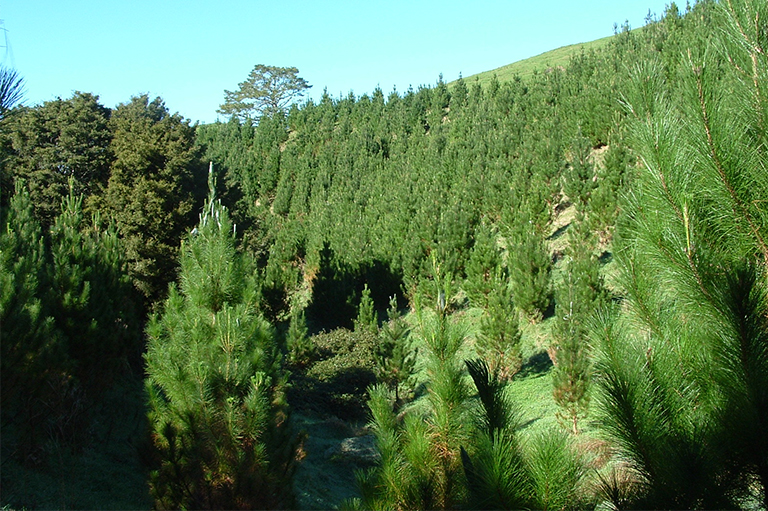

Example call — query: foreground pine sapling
[358,259,471,510]
[375,295,417,403]
[354,283,378,335]
[461,359,591,510]
[145,169,297,509]
[592,2,768,506]
[477,281,522,380]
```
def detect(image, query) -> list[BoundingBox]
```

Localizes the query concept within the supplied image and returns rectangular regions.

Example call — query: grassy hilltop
[461,34,615,84]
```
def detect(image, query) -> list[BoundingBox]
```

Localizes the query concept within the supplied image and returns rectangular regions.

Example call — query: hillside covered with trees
[2,0,768,509]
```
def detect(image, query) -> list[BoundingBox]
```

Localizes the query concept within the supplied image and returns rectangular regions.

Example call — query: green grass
[455,34,615,86]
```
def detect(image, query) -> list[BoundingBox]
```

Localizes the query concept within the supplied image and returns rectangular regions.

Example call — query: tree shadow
[307,244,405,332]
[515,351,553,379]
[548,222,570,241]
[289,366,376,422]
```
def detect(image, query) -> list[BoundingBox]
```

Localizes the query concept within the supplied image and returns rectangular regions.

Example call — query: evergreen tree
[285,306,314,367]
[506,208,552,321]
[477,281,522,381]
[594,1,768,506]
[0,181,59,448]
[1,180,140,459]
[358,263,471,510]
[551,218,607,434]
[101,94,205,305]
[218,65,311,123]
[464,222,502,309]
[48,186,140,389]
[460,358,532,510]
[587,143,631,239]
[354,283,378,335]
[144,172,295,509]
[375,295,417,403]
[562,129,596,208]
[5,92,113,224]
[551,292,592,436]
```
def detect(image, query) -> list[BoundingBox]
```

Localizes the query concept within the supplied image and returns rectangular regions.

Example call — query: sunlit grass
[458,36,614,86]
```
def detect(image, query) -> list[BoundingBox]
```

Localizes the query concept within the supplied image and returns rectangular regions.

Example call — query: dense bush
[289,328,379,420]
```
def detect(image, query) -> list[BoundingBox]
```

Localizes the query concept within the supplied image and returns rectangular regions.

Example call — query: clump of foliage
[358,341,590,510]
[352,259,591,511]
[291,328,379,420]
[5,1,765,508]
[144,173,296,509]
[3,92,206,310]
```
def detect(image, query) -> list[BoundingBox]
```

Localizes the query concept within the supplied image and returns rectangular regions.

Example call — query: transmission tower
[0,17,15,67]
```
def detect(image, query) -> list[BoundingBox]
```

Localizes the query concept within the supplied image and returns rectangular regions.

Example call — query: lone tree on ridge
[218,64,311,123]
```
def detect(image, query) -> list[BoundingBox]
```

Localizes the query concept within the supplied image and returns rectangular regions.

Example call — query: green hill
[459,34,615,85]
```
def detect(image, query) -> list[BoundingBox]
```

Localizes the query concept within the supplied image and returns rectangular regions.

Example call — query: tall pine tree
[551,216,607,434]
[144,169,296,509]
[0,181,59,453]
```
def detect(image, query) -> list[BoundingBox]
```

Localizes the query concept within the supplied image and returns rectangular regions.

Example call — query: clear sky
[2,0,675,124]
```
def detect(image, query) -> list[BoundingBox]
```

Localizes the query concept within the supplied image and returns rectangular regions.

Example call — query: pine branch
[691,50,768,261]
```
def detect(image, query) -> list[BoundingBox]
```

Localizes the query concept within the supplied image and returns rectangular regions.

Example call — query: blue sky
[3,0,675,124]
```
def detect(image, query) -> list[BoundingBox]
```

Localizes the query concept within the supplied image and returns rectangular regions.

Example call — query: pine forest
[3,0,768,508]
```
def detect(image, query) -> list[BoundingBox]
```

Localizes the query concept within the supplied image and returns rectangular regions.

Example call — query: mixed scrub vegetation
[2,0,768,508]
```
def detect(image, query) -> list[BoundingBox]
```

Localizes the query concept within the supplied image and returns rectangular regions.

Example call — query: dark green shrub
[290,328,378,420]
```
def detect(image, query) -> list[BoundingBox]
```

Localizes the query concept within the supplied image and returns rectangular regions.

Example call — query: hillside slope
[457,21,666,87]
[459,35,614,84]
